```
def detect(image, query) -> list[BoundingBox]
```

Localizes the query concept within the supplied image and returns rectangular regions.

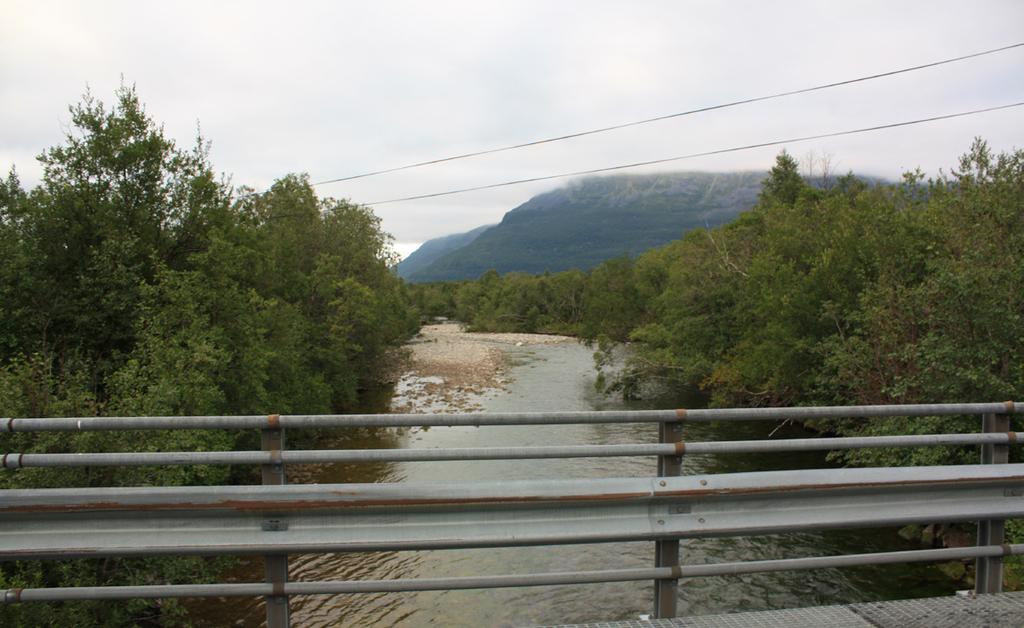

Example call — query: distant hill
[396,223,495,279]
[403,171,764,283]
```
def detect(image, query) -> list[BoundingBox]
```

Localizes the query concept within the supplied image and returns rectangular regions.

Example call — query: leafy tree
[579,257,644,341]
[10,86,231,374]
[818,140,1023,466]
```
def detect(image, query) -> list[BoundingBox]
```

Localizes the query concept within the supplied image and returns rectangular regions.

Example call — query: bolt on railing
[976,408,1013,594]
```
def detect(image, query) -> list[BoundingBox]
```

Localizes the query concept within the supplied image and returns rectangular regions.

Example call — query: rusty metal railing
[1,402,1021,627]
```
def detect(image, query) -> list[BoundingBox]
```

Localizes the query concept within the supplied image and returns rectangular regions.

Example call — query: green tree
[759,150,806,206]
[4,85,231,377]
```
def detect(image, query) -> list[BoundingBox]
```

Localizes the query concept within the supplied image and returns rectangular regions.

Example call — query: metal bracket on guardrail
[261,415,290,628]
[654,421,683,619]
[976,408,1011,594]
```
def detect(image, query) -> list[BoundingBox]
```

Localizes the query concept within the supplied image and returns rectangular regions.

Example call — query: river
[193,334,957,626]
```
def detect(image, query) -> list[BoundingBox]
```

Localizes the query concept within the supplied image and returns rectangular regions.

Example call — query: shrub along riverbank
[409,144,1024,586]
[0,87,418,626]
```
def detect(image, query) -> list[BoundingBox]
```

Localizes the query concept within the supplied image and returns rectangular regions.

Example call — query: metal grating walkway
[542,591,1024,628]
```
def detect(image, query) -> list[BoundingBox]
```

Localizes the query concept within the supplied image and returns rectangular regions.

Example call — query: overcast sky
[3,1,1023,257]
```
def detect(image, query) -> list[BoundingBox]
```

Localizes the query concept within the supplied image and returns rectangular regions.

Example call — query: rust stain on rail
[0,491,655,513]
[2,472,1022,515]
[0,454,24,470]
[653,474,1024,500]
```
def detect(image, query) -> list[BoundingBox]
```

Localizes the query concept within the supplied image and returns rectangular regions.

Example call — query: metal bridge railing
[1,401,1022,627]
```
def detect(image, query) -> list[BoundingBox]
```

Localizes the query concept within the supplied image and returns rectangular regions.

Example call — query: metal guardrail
[3,401,1019,431]
[1,402,1021,627]
[4,465,1024,557]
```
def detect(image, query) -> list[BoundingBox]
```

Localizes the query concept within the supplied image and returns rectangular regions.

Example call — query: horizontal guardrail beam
[3,432,1021,468]
[3,401,1019,432]
[2,464,1022,560]
[3,543,1022,603]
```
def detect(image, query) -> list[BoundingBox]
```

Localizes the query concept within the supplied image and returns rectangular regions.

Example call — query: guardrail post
[262,415,290,628]
[975,410,1009,594]
[654,420,683,618]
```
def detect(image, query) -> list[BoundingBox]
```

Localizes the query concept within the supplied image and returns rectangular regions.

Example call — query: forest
[0,87,418,625]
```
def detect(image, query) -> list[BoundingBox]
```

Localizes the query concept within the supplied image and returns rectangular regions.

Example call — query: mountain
[403,171,764,283]
[396,223,495,279]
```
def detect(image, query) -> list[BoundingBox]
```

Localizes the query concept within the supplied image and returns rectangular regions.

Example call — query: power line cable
[314,42,1024,186]
[364,101,1024,205]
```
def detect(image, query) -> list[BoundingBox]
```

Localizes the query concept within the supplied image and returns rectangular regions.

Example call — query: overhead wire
[364,101,1024,205]
[312,42,1024,187]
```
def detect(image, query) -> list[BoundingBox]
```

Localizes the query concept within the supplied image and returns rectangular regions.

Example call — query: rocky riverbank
[389,323,576,413]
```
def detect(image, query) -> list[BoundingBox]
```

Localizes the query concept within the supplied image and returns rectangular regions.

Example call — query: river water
[194,341,956,626]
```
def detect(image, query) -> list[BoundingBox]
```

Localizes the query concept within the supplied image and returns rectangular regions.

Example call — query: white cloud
[393,242,424,261]
[2,0,1023,243]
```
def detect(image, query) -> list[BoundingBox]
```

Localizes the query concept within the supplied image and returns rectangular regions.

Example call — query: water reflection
[192,342,955,627]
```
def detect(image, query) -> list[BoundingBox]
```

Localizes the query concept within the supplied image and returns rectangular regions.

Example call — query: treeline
[411,143,1023,459]
[0,87,417,625]
[409,259,645,341]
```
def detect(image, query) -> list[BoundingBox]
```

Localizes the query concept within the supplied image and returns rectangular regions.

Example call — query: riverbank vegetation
[411,143,1022,447]
[410,143,1024,585]
[0,87,418,625]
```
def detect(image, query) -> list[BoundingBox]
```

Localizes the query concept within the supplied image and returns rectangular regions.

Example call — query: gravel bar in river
[389,322,577,413]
